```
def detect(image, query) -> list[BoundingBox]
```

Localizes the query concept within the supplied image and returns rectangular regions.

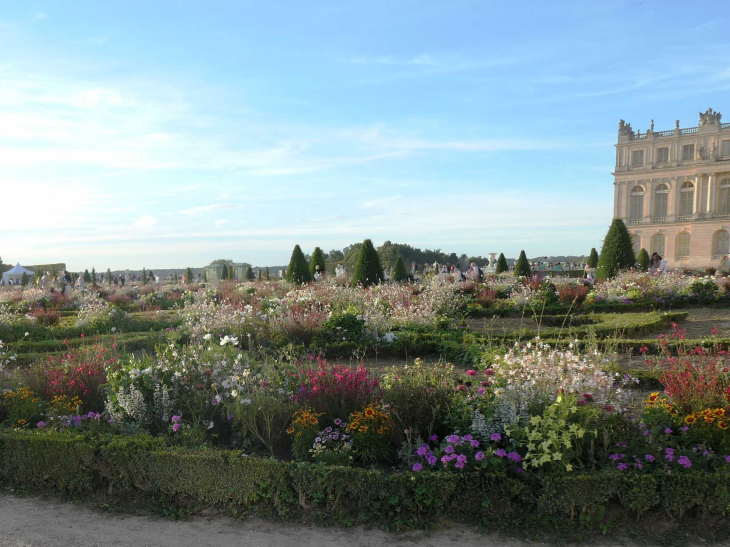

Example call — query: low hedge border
[2,431,730,535]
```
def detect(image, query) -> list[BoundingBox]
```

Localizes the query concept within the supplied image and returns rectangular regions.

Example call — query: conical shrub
[287,245,312,284]
[391,255,409,282]
[351,239,384,287]
[513,250,531,277]
[310,247,326,276]
[596,219,636,280]
[495,253,508,274]
[587,248,599,268]
[245,265,255,280]
[637,248,650,272]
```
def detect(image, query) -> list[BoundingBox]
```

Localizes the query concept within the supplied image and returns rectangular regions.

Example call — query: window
[652,233,665,256]
[654,184,668,218]
[631,150,645,165]
[723,141,730,156]
[657,147,669,163]
[716,230,730,256]
[676,232,690,258]
[631,234,640,257]
[679,182,694,217]
[630,186,644,219]
[682,144,695,161]
[720,179,730,214]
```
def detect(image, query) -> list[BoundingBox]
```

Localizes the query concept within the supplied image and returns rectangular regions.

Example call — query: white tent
[2,263,34,285]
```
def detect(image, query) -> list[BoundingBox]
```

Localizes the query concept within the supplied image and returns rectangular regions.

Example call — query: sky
[1,1,730,270]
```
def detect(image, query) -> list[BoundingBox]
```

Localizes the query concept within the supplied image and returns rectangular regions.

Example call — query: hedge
[2,431,730,534]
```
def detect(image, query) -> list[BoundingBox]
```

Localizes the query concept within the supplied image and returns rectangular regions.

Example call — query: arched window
[720,179,730,214]
[679,181,694,217]
[676,232,690,259]
[630,234,641,257]
[654,184,668,218]
[630,186,644,219]
[716,230,730,256]
[651,233,665,256]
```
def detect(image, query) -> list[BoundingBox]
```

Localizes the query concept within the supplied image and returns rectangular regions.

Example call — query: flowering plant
[287,408,324,460]
[347,403,391,464]
[310,420,353,466]
[410,432,522,473]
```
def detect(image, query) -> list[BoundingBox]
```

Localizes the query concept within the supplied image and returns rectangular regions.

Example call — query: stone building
[613,108,730,269]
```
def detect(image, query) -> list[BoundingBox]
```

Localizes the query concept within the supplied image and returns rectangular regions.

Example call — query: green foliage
[587,248,599,268]
[495,253,508,274]
[287,245,312,284]
[265,267,270,280]
[245,266,255,281]
[20,272,28,286]
[107,268,112,285]
[91,268,97,287]
[221,264,228,280]
[142,268,147,285]
[637,248,650,271]
[351,239,384,287]
[186,267,193,283]
[83,269,92,283]
[513,250,531,277]
[227,265,235,280]
[227,391,295,456]
[391,256,409,282]
[310,247,326,276]
[596,219,636,281]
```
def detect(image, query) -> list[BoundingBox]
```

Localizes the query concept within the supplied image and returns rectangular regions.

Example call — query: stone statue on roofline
[618,119,634,137]
[699,108,722,126]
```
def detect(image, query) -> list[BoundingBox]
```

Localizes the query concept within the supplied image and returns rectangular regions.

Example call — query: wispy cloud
[180,204,237,215]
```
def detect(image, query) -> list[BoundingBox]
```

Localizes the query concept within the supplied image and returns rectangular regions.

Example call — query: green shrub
[637,248,650,271]
[587,248,599,268]
[495,253,508,274]
[596,219,635,280]
[310,247,326,277]
[391,256,409,282]
[287,245,312,284]
[351,239,384,287]
[245,266,255,281]
[513,250,531,277]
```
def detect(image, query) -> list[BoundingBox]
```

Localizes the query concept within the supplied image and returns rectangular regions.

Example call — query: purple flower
[678,455,692,469]
[416,445,429,456]
[446,435,459,444]
[475,451,485,461]
[445,445,455,454]
[642,429,650,436]
[470,440,480,448]
[680,426,689,432]
[412,463,423,472]
[171,415,181,423]
[490,433,502,442]
[635,463,643,469]
[515,467,523,473]
[36,421,45,428]
[334,418,342,426]
[227,414,233,421]
[454,454,468,469]
[664,447,675,461]
[462,434,473,441]
[609,453,625,461]
[429,434,438,442]
[664,428,673,435]
[617,463,629,471]
[426,454,437,466]
[724,456,730,464]
[507,452,522,463]
[645,454,656,462]
[172,423,181,432]
[495,449,507,458]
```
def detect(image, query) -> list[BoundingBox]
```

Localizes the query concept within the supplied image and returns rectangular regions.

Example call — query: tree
[287,245,312,284]
[227,265,235,280]
[21,272,28,286]
[637,248,651,271]
[596,219,636,281]
[142,268,147,285]
[391,255,408,282]
[495,253,509,274]
[245,265,255,281]
[202,270,207,282]
[186,267,193,283]
[107,268,112,285]
[351,239,384,287]
[587,248,599,268]
[174,272,178,283]
[310,247,326,276]
[91,268,97,287]
[83,269,91,283]
[149,270,154,280]
[265,267,270,280]
[513,250,532,277]
[221,264,228,280]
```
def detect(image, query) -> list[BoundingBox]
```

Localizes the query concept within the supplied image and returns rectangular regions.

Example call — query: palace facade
[613,108,730,269]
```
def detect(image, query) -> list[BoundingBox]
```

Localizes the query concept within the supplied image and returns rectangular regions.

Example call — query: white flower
[142,367,153,375]
[241,398,252,405]
[231,389,238,397]
[129,368,141,379]
[215,394,223,403]
[382,332,397,343]
[208,421,214,430]
[111,327,117,332]
[203,334,212,341]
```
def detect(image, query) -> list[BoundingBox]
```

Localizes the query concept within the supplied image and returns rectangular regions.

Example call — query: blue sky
[1,1,729,270]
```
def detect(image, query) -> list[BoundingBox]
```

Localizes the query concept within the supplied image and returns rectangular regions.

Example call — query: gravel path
[0,494,545,547]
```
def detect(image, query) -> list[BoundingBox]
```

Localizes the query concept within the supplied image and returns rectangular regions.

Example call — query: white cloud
[181,204,236,215]
[214,219,228,226]
[132,215,158,230]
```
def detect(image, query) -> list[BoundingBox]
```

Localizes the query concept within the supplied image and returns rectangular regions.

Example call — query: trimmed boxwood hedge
[2,431,730,534]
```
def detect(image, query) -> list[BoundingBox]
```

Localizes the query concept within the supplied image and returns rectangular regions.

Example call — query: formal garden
[3,228,730,542]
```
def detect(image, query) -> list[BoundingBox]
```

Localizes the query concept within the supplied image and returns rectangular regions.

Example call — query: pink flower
[37,421,46,428]
[466,370,477,376]
[172,423,181,432]
[412,463,423,472]
[171,415,181,423]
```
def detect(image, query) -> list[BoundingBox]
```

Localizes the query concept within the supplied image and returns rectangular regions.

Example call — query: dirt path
[0,493,663,547]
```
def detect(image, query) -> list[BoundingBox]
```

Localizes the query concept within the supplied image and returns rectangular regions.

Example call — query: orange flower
[684,415,697,424]
[719,421,728,430]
